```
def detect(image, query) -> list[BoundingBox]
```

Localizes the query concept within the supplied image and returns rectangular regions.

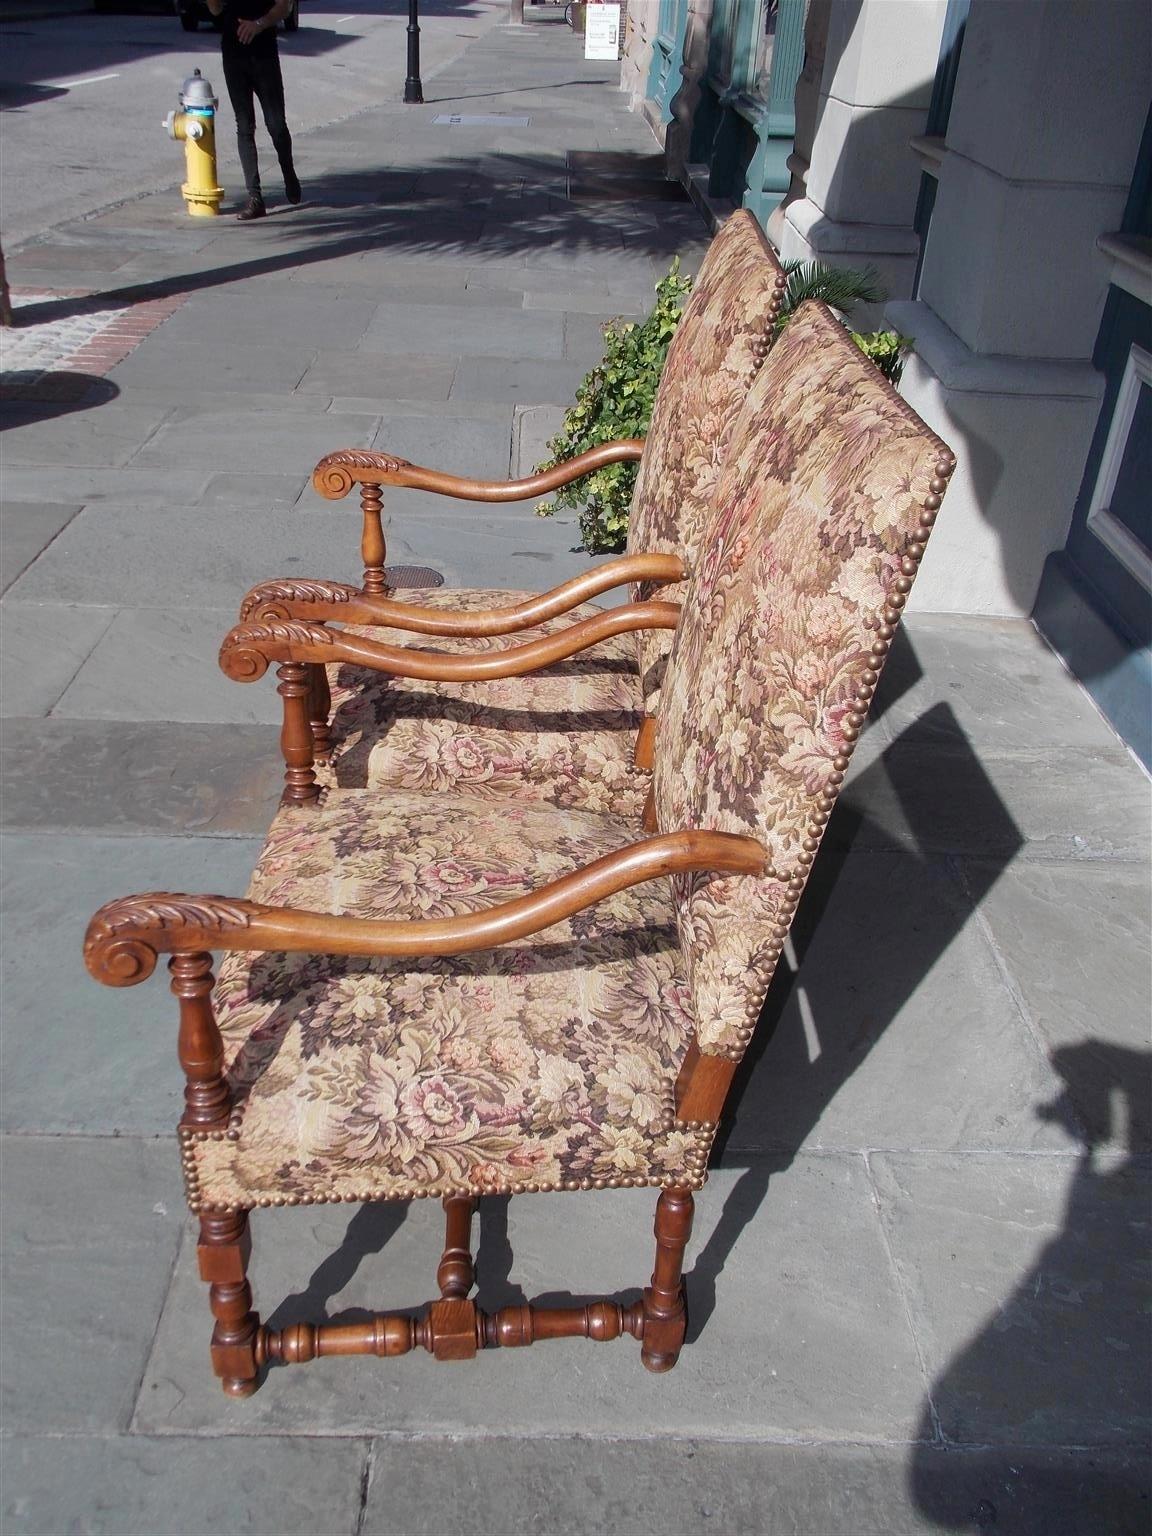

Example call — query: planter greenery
[536,255,912,555]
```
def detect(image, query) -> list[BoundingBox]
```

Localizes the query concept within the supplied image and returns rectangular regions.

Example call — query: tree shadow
[0,0,490,78]
[9,144,704,329]
[0,81,68,111]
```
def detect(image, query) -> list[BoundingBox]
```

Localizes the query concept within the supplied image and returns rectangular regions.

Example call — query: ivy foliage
[534,261,692,554]
[537,253,911,554]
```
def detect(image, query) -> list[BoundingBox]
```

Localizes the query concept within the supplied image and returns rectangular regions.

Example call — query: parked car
[174,0,299,32]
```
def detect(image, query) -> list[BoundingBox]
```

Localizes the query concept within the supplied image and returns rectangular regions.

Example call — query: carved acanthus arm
[83,831,766,987]
[237,553,687,634]
[219,602,681,685]
[312,440,646,505]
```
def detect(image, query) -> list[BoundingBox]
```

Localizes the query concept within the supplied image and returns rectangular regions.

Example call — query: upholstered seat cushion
[187,790,708,1210]
[319,586,650,817]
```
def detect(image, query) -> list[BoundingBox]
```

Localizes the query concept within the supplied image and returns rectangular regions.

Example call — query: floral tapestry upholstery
[187,791,709,1209]
[324,588,634,717]
[311,216,782,795]
[653,302,955,1057]
[318,594,650,817]
[626,210,785,702]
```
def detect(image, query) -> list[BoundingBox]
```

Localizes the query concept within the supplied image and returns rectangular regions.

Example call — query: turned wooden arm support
[219,602,680,684]
[237,552,687,634]
[83,832,766,987]
[312,439,646,504]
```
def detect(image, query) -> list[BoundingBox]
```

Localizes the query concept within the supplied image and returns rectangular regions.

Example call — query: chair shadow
[263,1200,413,1336]
[249,688,1026,1366]
[683,695,1026,1342]
[473,1194,644,1318]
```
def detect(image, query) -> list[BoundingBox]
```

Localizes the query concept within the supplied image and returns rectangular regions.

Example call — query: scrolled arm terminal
[219,602,680,684]
[311,439,646,505]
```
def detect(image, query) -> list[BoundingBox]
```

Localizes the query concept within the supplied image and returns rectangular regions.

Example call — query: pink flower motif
[400,1076,467,1142]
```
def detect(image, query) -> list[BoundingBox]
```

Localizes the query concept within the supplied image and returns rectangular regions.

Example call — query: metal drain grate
[433,114,531,127]
[385,566,445,590]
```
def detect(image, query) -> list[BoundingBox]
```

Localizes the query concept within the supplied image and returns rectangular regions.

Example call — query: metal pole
[404,0,423,104]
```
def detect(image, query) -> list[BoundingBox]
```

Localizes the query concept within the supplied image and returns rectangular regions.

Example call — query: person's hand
[236,16,265,42]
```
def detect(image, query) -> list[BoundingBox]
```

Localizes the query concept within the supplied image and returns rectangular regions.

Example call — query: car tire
[283,0,299,30]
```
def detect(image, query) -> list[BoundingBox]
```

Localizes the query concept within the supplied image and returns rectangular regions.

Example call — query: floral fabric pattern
[189,791,706,1209]
[310,216,783,796]
[653,302,953,1055]
[626,210,785,700]
[317,588,651,817]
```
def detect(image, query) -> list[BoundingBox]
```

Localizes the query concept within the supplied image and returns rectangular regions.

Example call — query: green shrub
[852,328,912,384]
[534,261,691,554]
[538,254,912,553]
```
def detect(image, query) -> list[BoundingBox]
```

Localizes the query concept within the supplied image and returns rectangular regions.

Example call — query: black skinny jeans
[221,40,295,196]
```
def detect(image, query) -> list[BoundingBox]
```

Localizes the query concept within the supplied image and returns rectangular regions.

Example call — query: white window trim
[1086,343,1152,592]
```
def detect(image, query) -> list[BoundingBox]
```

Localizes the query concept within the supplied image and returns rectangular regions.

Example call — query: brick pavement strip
[1,288,185,400]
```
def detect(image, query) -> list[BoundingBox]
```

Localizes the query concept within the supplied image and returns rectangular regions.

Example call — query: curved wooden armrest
[84,831,766,987]
[238,552,687,633]
[312,439,646,504]
[220,601,680,684]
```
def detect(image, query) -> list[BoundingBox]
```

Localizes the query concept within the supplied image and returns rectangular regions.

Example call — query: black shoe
[236,193,266,222]
[284,172,302,205]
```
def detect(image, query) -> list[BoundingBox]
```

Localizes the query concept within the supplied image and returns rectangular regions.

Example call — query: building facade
[622,0,1151,764]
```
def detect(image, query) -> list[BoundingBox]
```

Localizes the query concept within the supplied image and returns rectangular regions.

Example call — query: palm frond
[777,260,886,328]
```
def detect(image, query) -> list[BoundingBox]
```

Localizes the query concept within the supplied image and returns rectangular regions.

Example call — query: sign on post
[585,2,621,61]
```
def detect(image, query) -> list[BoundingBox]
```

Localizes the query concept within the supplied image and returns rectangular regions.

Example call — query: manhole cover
[386,566,445,590]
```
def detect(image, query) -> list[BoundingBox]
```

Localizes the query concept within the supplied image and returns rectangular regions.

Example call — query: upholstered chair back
[653,301,955,1058]
[626,210,786,699]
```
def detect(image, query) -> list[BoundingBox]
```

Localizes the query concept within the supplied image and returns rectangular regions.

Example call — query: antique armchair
[84,302,954,1398]
[234,212,787,816]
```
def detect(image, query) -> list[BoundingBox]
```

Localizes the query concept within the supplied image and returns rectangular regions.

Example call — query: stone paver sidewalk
[1,13,1149,1536]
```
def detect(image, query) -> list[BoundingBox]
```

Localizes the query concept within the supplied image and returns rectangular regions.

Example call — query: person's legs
[221,47,262,199]
[251,46,300,201]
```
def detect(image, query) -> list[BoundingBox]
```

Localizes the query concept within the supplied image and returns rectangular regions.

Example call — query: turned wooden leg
[308,663,332,761]
[641,1186,693,1373]
[437,1196,476,1299]
[360,482,388,596]
[198,1210,260,1397]
[277,661,319,805]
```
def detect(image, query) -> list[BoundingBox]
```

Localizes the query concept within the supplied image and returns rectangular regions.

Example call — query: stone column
[777,0,948,320]
[893,0,1150,615]
[766,0,831,246]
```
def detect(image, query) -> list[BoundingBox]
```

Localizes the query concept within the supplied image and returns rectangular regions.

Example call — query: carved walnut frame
[84,831,764,1394]
[217,603,681,806]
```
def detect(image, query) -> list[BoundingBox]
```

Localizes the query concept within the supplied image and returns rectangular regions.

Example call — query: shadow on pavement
[9,149,702,327]
[908,1043,1151,1532]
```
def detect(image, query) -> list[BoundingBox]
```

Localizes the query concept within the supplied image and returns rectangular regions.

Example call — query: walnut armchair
[218,600,681,812]
[85,302,955,1400]
[232,213,788,813]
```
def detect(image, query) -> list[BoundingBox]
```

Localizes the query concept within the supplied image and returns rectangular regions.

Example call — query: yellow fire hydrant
[164,69,224,217]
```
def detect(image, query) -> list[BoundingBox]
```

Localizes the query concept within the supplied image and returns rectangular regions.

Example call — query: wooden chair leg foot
[199,1210,259,1395]
[640,1186,693,1372]
[640,1281,688,1372]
